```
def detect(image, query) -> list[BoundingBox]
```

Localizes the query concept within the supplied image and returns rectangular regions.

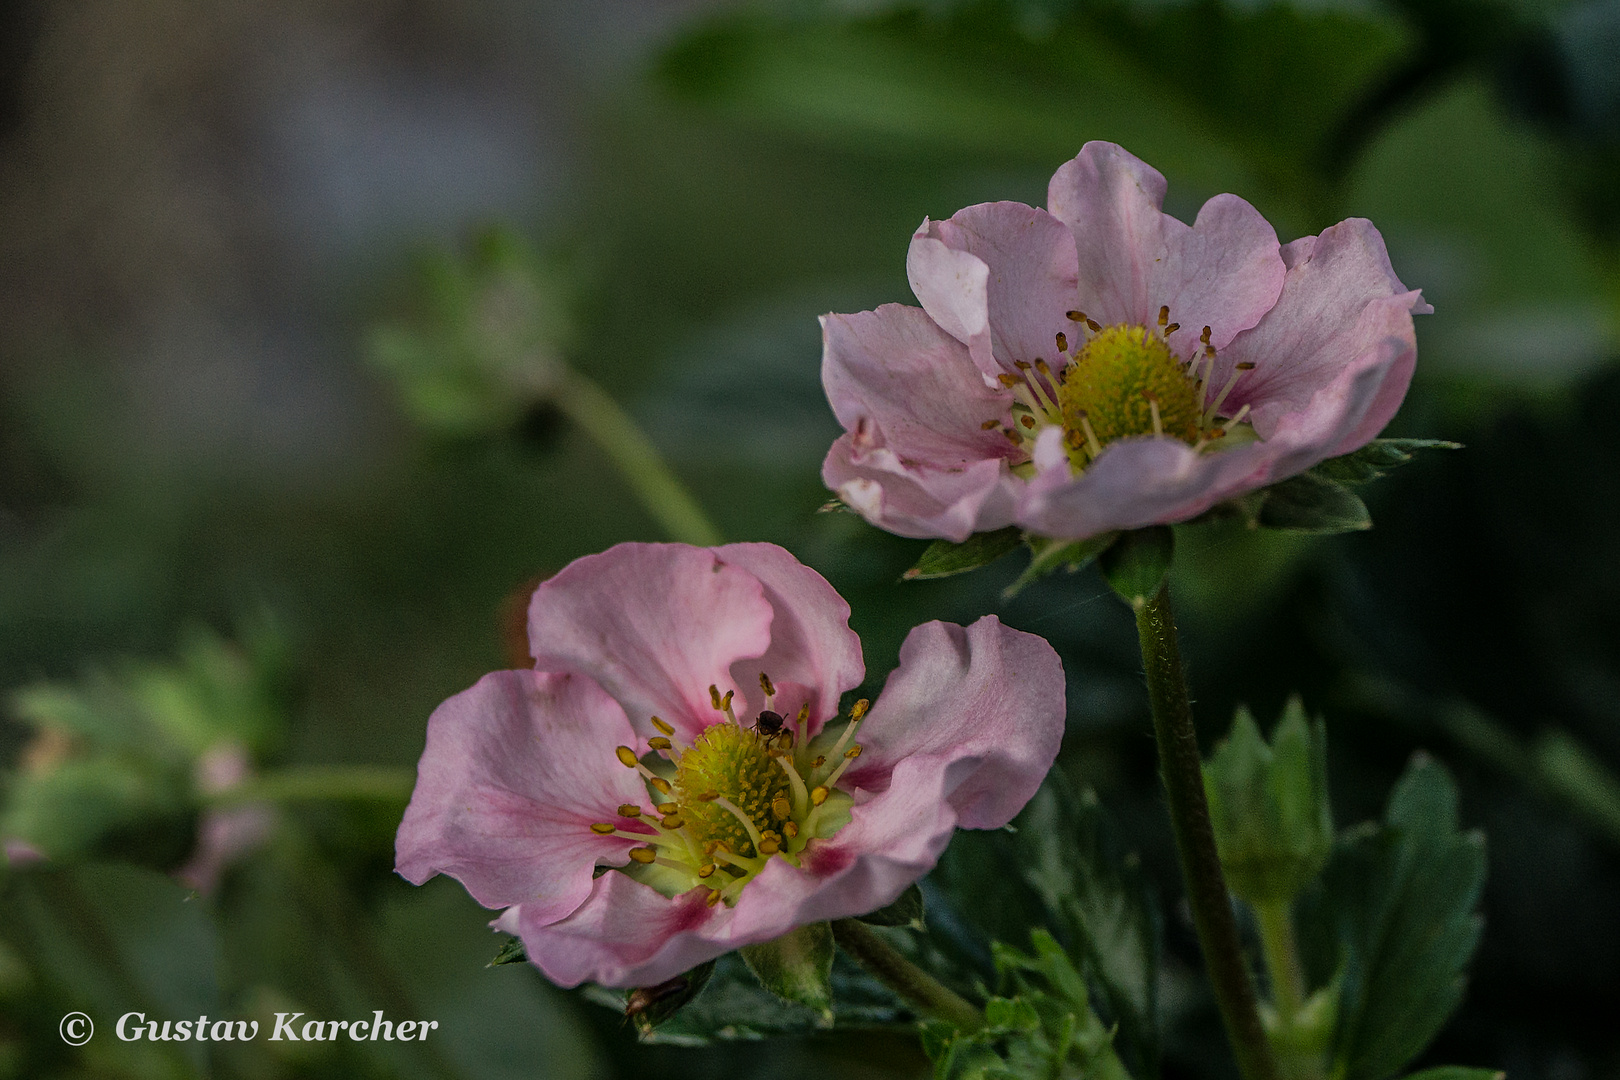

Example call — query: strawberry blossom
[822,141,1431,541]
[396,542,1064,987]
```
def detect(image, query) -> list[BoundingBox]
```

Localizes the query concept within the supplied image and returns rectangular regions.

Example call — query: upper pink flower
[823,141,1431,542]
[396,542,1064,988]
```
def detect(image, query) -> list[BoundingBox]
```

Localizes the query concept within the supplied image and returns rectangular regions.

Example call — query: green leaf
[739,921,836,1016]
[1098,526,1174,611]
[1003,531,1118,598]
[1298,755,1487,1080]
[1399,1068,1503,1080]
[489,937,527,966]
[603,951,914,1044]
[1256,473,1373,533]
[904,527,1024,581]
[857,883,926,928]
[1311,439,1463,486]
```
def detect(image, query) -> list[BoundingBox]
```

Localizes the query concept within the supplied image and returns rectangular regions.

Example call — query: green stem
[1135,583,1279,1080]
[831,918,984,1031]
[207,765,416,807]
[553,371,722,547]
[1254,900,1306,1021]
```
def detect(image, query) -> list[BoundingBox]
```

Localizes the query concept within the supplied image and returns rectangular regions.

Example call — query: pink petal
[712,542,866,735]
[1221,218,1426,444]
[395,670,654,924]
[1047,142,1283,357]
[840,616,1065,828]
[821,304,1014,466]
[824,435,1017,542]
[527,544,774,741]
[1017,436,1276,540]
[907,203,1081,381]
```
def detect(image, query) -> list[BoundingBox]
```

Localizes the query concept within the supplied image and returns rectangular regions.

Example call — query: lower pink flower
[396,542,1065,988]
[822,141,1431,542]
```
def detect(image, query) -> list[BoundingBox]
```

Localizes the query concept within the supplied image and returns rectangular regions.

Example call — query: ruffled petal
[395,670,653,924]
[1047,142,1283,357]
[1017,436,1276,540]
[1221,218,1425,443]
[908,203,1081,381]
[712,542,866,735]
[821,304,1014,465]
[840,616,1065,828]
[527,545,774,741]
[824,436,1016,542]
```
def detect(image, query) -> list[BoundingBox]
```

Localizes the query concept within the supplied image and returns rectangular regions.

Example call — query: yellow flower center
[989,306,1255,472]
[590,676,862,908]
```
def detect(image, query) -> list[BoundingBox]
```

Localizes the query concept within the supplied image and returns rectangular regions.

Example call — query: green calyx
[1056,325,1203,467]
[1202,698,1334,907]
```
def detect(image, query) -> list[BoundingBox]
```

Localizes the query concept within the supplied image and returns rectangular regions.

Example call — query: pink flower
[395,542,1064,988]
[823,141,1430,542]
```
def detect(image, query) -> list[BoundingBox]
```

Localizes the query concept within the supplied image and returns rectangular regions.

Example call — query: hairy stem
[553,371,722,547]
[830,918,984,1031]
[1135,583,1279,1080]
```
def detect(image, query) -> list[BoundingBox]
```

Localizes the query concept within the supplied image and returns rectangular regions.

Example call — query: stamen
[698,863,717,879]
[628,847,656,864]
[1149,396,1163,437]
[1055,331,1069,353]
[810,756,826,769]
[1014,360,1032,371]
[998,373,1020,388]
[615,746,639,768]
[783,821,799,838]
[849,699,870,722]
[758,837,781,855]
[1204,362,1249,427]
[1078,413,1103,457]
[708,685,723,710]
[590,822,616,835]
[617,804,642,818]
[650,716,675,737]
[711,796,766,853]
[810,786,830,807]
[649,776,672,796]
[706,889,723,907]
[822,745,863,790]
[772,797,792,820]
[1067,310,1087,322]
[1158,305,1170,328]
[777,754,812,815]
[981,419,1000,430]
[1020,416,1035,429]
[1163,322,1180,336]
[1221,403,1251,433]
[759,672,775,698]
[1086,317,1102,333]
[648,737,672,751]
[659,813,686,830]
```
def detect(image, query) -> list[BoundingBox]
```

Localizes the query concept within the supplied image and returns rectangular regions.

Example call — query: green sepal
[1255,472,1372,533]
[856,883,926,929]
[904,527,1024,580]
[1203,698,1334,906]
[626,961,717,1035]
[1310,439,1462,486]
[1298,754,1487,1080]
[739,921,836,1018]
[1003,531,1118,598]
[489,937,527,966]
[1099,526,1174,609]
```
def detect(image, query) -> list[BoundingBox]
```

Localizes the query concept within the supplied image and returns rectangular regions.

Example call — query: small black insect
[752,710,786,737]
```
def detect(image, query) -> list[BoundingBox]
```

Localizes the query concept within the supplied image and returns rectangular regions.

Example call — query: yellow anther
[706,889,723,907]
[648,737,672,751]
[1014,359,1032,371]
[1164,322,1180,336]
[721,689,734,711]
[1055,331,1068,353]
[811,756,826,768]
[698,863,716,879]
[628,847,656,864]
[649,777,672,795]
[844,745,863,760]
[1067,309,1086,322]
[709,684,723,709]
[697,790,720,802]
[1158,305,1170,327]
[850,699,869,722]
[772,797,792,820]
[1201,326,1213,345]
[759,672,775,696]
[998,373,1020,387]
[1020,416,1036,429]
[759,837,781,855]
[617,804,642,818]
[660,814,685,830]
[650,715,674,736]
[590,822,616,835]
[796,703,810,723]
[811,786,830,806]
[783,821,799,838]
[981,419,1000,430]
[1086,317,1102,333]
[615,746,639,768]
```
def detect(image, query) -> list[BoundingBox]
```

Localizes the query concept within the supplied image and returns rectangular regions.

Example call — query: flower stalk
[1135,583,1279,1080]
[830,918,985,1032]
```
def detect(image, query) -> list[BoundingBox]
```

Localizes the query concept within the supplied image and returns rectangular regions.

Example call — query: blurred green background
[2,0,1618,1077]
